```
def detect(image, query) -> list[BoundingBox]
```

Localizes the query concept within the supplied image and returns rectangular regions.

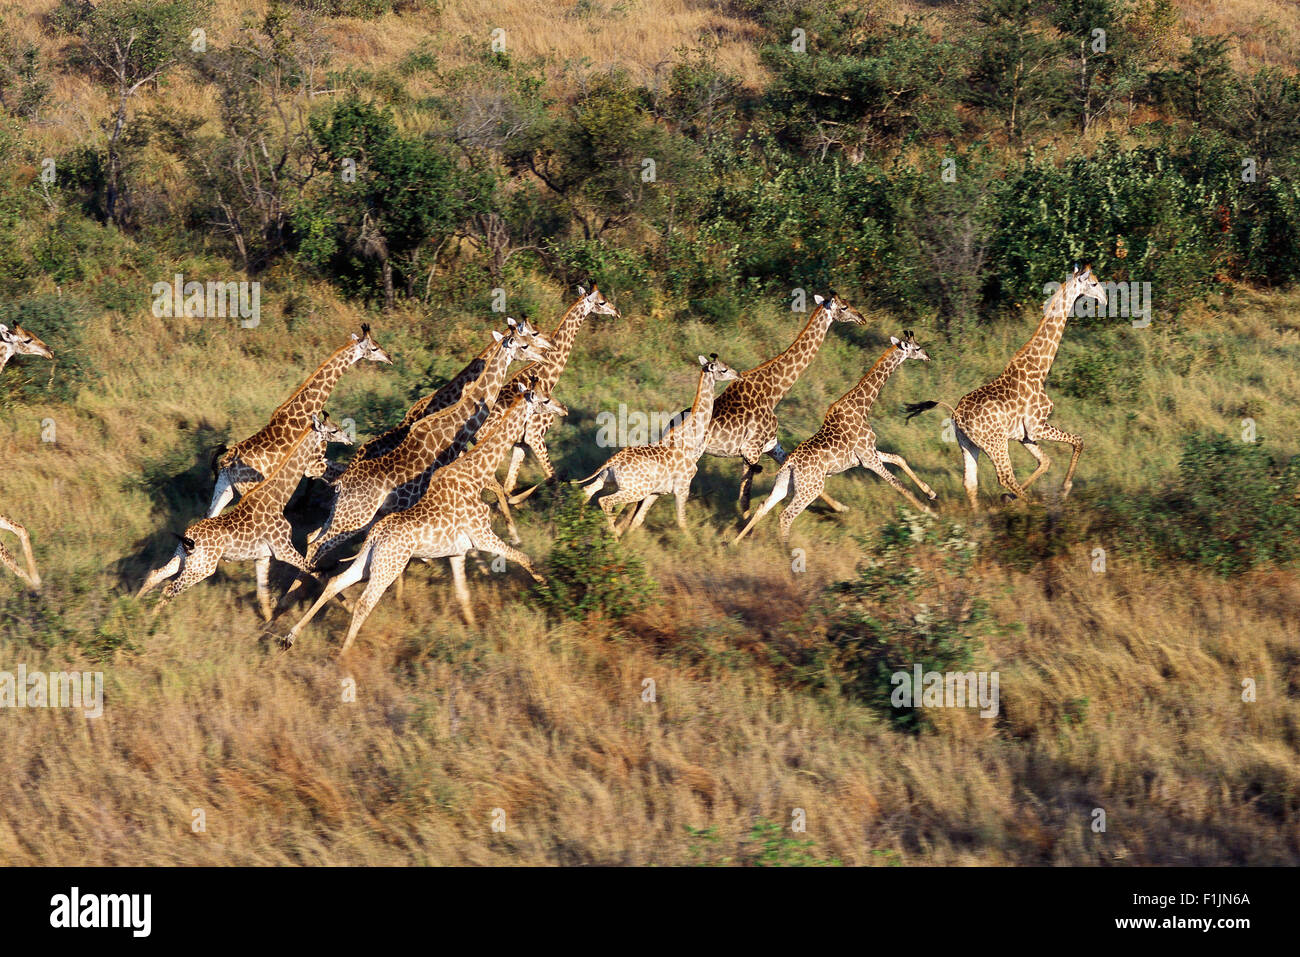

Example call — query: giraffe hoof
[278,633,296,650]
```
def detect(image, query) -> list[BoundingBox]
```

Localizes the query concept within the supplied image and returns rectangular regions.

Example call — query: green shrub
[816,513,997,733]
[532,484,656,623]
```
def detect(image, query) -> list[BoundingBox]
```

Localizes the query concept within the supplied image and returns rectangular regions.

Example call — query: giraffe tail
[902,400,956,423]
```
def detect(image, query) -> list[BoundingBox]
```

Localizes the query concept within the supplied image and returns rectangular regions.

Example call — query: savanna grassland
[0,0,1298,866]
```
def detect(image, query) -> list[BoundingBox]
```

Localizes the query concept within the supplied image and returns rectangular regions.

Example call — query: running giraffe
[578,354,739,537]
[662,293,866,518]
[272,384,567,653]
[208,324,391,516]
[903,264,1108,508]
[0,323,54,589]
[138,414,352,619]
[734,332,935,544]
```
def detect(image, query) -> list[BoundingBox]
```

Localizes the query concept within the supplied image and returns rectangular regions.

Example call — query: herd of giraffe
[0,265,1110,654]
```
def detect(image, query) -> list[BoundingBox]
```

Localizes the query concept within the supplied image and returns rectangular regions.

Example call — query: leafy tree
[57,0,211,225]
[1051,0,1142,132]
[1155,35,1233,124]
[967,0,1065,141]
[308,98,491,306]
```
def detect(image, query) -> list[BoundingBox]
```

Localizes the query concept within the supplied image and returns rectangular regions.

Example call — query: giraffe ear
[506,316,517,328]
[813,294,825,306]
[890,336,901,347]
[492,330,504,342]
[698,355,708,366]
[578,285,587,297]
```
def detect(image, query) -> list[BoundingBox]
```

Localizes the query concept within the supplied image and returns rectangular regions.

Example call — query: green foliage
[532,485,655,623]
[0,295,94,404]
[686,819,844,866]
[817,514,996,733]
[967,0,1066,140]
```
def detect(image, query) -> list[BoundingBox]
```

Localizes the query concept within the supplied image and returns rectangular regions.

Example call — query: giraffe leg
[485,478,521,545]
[255,555,274,622]
[773,439,847,513]
[468,526,544,583]
[861,451,934,514]
[1034,423,1084,498]
[778,469,825,543]
[624,495,660,536]
[280,545,373,649]
[0,514,41,590]
[599,488,645,537]
[338,558,406,655]
[878,451,938,501]
[1017,440,1052,491]
[673,488,692,537]
[502,445,527,498]
[269,526,353,615]
[734,467,793,543]
[986,441,1029,506]
[957,430,982,511]
[448,554,476,628]
[530,435,557,482]
[137,549,183,600]
[737,458,763,519]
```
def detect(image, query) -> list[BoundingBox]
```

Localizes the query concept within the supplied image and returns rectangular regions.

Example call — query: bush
[815,513,997,733]
[532,484,656,623]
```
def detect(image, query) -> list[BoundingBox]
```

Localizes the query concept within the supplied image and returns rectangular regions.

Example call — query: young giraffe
[734,332,935,544]
[207,324,391,516]
[0,323,54,590]
[662,293,867,518]
[578,355,739,538]
[138,414,351,619]
[302,324,548,572]
[492,286,619,503]
[903,264,1107,508]
[321,318,551,481]
[272,384,567,654]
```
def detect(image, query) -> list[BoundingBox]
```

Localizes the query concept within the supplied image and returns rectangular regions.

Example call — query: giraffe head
[698,353,740,382]
[506,315,553,351]
[578,284,619,319]
[0,323,54,360]
[813,291,866,325]
[1066,263,1107,309]
[517,378,568,418]
[302,413,352,478]
[495,324,549,364]
[349,324,393,364]
[889,330,930,362]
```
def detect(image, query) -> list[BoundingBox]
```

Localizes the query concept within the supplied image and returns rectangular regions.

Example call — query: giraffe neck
[460,337,515,412]
[1005,283,1079,385]
[532,297,591,391]
[409,340,495,421]
[450,396,529,485]
[271,341,357,428]
[242,428,319,510]
[839,345,906,420]
[750,306,833,401]
[677,370,718,452]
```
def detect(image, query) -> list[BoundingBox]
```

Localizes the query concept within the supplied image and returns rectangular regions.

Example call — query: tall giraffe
[272,384,567,654]
[493,286,618,501]
[734,332,935,544]
[207,324,392,516]
[138,414,351,619]
[302,324,547,572]
[577,354,739,537]
[0,323,54,589]
[325,317,551,480]
[663,293,867,518]
[903,264,1108,508]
